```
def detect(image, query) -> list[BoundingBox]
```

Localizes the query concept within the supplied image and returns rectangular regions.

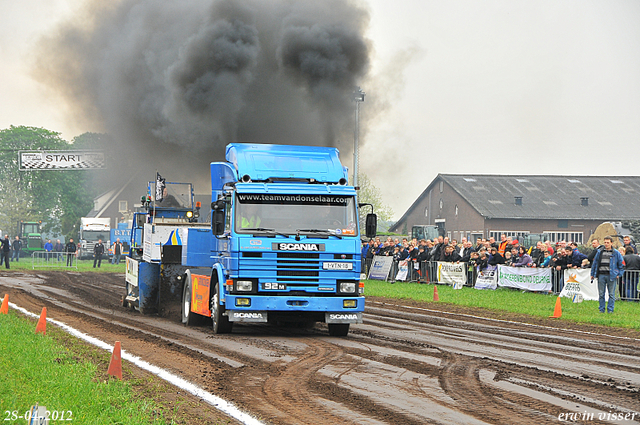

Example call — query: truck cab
[17,221,44,256]
[79,217,110,259]
[411,225,442,241]
[202,143,376,336]
[124,144,376,337]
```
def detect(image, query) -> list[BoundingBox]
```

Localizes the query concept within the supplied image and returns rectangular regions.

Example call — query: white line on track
[5,300,264,425]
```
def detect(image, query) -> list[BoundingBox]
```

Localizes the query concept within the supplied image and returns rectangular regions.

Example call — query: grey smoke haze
[34,0,372,184]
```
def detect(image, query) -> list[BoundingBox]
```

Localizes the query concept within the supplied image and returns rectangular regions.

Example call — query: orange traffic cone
[35,307,47,335]
[0,294,8,314]
[433,285,440,302]
[107,341,123,380]
[549,297,562,318]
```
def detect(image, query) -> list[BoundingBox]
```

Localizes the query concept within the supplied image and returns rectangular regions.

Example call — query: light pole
[353,86,365,187]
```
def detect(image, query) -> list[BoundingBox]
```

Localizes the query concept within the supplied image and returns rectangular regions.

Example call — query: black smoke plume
[34,0,372,187]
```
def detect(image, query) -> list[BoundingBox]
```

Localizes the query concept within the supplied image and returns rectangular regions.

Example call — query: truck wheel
[211,280,232,334]
[328,323,350,337]
[181,272,203,326]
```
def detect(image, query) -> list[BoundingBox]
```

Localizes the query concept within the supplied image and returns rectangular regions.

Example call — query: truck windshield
[81,230,109,241]
[412,225,440,241]
[151,182,193,209]
[22,224,40,233]
[235,193,358,237]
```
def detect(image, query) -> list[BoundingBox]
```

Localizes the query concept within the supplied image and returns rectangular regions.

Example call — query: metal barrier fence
[362,258,640,302]
[362,258,477,287]
[32,251,78,269]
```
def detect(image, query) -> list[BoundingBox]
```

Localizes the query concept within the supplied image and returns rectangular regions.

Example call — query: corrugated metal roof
[441,174,640,220]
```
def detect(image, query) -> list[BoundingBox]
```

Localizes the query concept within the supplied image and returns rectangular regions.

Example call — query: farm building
[389,175,640,244]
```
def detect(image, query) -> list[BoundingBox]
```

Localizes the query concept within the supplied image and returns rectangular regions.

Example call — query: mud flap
[325,312,363,324]
[158,264,188,318]
[138,262,160,314]
[228,311,268,322]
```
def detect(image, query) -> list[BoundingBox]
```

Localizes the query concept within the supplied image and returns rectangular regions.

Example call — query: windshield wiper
[295,229,342,239]
[242,228,291,238]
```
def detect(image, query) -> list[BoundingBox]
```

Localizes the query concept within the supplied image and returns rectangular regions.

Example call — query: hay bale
[587,222,621,248]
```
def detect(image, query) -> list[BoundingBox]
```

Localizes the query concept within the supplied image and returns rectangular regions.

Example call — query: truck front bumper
[225,295,364,323]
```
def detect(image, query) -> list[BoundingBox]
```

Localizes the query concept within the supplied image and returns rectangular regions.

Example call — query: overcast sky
[2,0,639,220]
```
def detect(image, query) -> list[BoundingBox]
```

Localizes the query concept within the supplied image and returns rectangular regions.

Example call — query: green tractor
[17,221,44,256]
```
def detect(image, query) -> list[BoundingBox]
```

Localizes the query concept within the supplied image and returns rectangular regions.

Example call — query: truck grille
[239,251,357,288]
[277,252,319,259]
[277,270,319,277]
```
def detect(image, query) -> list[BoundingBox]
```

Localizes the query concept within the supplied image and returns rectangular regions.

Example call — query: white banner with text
[559,268,599,301]
[437,262,467,289]
[395,260,409,281]
[498,266,552,292]
[19,150,105,170]
[368,256,393,281]
[475,265,498,290]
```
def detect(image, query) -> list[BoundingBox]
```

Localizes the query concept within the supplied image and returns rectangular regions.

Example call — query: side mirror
[365,213,377,239]
[212,199,226,236]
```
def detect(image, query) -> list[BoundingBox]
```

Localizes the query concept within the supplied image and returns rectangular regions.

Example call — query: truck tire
[181,271,203,326]
[328,323,350,337]
[211,279,232,334]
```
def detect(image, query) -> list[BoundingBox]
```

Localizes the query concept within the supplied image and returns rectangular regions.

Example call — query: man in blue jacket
[44,239,53,261]
[591,237,625,313]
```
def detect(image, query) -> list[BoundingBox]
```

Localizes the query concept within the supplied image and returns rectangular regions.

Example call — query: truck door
[211,195,231,258]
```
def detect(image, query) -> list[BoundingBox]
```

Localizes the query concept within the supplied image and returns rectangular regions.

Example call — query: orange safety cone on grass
[549,296,562,318]
[433,285,440,302]
[107,341,123,380]
[35,307,47,335]
[1,294,8,314]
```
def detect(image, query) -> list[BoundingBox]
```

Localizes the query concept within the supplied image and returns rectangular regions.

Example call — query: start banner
[437,262,466,289]
[19,150,105,170]
[498,265,552,292]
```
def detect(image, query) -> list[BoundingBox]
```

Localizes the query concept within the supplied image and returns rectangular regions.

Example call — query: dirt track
[1,270,640,424]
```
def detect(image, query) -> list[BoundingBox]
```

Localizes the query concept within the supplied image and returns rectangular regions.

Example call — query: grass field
[2,256,126,273]
[364,279,640,330]
[0,309,197,424]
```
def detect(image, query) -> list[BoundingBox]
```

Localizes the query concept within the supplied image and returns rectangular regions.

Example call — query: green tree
[0,126,95,240]
[0,178,33,237]
[357,174,394,234]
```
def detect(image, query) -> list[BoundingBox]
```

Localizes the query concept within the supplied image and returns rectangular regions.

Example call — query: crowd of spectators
[362,233,640,285]
[362,233,640,304]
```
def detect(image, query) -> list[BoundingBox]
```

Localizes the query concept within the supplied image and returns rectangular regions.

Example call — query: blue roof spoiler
[225,143,349,184]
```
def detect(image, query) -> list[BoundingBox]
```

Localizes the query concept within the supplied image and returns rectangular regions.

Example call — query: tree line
[0,126,113,240]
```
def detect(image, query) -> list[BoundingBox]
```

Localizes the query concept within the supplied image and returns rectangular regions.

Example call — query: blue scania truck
[124,143,376,336]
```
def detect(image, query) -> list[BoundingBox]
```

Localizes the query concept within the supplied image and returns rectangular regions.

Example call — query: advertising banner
[559,268,600,301]
[437,262,466,289]
[475,265,498,290]
[498,265,552,291]
[368,256,393,281]
[395,260,409,281]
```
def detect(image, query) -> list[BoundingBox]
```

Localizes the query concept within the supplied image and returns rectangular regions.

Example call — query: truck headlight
[236,280,253,292]
[339,282,357,293]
